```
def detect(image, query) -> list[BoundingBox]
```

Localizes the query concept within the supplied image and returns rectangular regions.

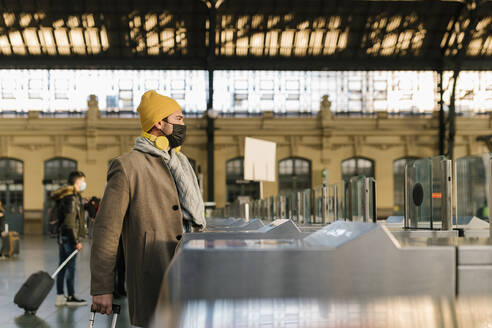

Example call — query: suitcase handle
[89,304,121,328]
[51,250,79,278]
[90,303,120,314]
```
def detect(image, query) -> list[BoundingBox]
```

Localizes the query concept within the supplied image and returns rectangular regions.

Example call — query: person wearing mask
[90,90,205,327]
[0,200,4,232]
[0,200,5,259]
[52,171,88,307]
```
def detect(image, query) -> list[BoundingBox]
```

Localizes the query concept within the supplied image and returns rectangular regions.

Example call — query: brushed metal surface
[152,296,492,328]
[161,222,455,303]
[458,244,492,265]
[458,266,492,295]
[181,219,303,244]
[205,218,264,231]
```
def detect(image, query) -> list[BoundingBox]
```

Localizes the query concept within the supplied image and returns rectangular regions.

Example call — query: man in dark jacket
[52,171,88,307]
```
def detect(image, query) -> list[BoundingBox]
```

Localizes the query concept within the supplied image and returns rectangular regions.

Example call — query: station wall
[0,97,489,234]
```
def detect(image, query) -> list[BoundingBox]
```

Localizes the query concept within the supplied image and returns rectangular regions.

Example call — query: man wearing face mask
[91,90,205,327]
[52,170,88,307]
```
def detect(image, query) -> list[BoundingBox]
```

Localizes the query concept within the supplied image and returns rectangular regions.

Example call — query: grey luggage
[89,304,121,328]
[14,249,78,314]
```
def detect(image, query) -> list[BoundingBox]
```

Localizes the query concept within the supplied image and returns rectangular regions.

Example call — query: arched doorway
[226,157,260,203]
[42,157,78,235]
[341,157,375,181]
[278,157,312,195]
[0,158,24,233]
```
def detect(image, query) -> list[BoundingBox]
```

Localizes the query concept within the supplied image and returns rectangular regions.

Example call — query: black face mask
[161,122,186,148]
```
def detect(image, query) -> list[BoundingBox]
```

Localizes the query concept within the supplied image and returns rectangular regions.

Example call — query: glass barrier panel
[297,191,304,224]
[327,184,338,223]
[303,189,312,224]
[313,186,323,224]
[406,156,445,229]
[456,153,492,227]
[366,177,377,223]
[349,176,364,221]
[336,180,347,221]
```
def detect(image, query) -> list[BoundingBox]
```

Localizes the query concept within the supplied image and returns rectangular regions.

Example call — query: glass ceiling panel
[0,7,490,61]
[0,69,490,114]
[0,12,109,56]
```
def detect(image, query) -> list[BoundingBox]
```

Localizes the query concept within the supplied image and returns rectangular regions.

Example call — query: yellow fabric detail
[51,185,76,200]
[141,132,180,153]
[137,90,182,132]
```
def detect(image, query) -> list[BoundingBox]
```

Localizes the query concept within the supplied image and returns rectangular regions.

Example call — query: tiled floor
[0,235,132,328]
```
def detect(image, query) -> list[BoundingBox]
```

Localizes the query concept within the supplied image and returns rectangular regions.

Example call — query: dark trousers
[56,236,77,296]
[114,237,126,294]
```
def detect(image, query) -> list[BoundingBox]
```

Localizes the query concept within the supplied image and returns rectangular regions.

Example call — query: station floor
[0,235,132,328]
[3,235,492,328]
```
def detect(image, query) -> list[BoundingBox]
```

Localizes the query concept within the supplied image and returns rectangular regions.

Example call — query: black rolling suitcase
[89,304,121,328]
[14,249,78,314]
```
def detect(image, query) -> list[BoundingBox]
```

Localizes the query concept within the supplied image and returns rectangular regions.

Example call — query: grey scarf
[132,137,206,231]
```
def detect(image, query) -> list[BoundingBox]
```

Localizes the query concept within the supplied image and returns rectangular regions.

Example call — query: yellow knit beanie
[137,90,182,132]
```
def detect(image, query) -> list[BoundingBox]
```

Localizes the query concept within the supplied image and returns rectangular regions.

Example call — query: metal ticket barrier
[160,221,455,304]
[347,176,377,223]
[404,156,453,231]
[205,218,264,232]
[151,296,492,328]
[182,219,304,245]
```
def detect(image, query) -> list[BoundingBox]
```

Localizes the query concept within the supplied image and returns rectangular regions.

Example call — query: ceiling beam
[0,54,490,70]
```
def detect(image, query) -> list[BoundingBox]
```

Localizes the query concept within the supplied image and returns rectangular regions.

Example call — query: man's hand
[92,294,113,315]
[75,243,82,251]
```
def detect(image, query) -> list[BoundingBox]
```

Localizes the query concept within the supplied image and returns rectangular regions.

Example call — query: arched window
[278,157,312,195]
[341,157,374,181]
[0,158,24,233]
[393,157,420,215]
[43,157,78,235]
[226,157,260,203]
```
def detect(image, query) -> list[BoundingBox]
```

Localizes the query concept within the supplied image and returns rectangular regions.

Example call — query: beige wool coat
[91,149,184,327]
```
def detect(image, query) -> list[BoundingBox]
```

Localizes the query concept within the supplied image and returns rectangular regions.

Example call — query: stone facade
[0,97,490,234]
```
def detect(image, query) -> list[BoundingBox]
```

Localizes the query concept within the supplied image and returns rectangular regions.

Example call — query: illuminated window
[1,79,15,99]
[226,157,260,203]
[278,157,312,195]
[28,78,43,99]
[341,157,374,181]
[0,69,490,114]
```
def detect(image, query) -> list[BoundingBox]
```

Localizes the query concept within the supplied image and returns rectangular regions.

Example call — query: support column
[438,70,445,155]
[447,69,459,160]
[206,2,217,202]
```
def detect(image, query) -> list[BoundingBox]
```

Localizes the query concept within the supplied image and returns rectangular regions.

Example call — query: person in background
[476,199,489,221]
[0,200,6,259]
[86,196,100,238]
[52,171,88,307]
[0,200,4,232]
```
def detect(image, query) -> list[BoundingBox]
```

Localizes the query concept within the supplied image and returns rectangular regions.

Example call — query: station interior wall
[0,98,489,234]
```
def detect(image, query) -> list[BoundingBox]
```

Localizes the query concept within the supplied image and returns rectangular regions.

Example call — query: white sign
[244,137,276,182]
